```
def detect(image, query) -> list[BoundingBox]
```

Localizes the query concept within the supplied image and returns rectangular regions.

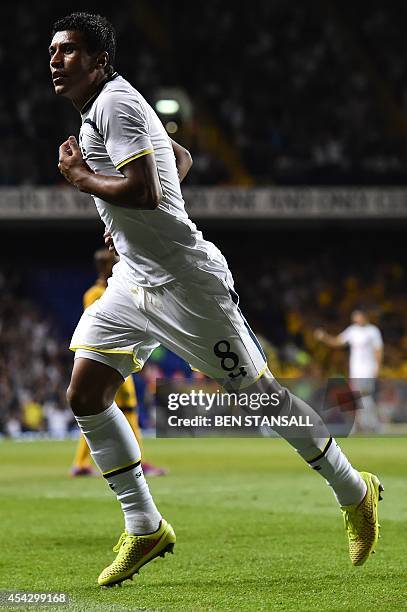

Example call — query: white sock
[75,403,161,534]
[306,437,367,506]
[253,370,367,507]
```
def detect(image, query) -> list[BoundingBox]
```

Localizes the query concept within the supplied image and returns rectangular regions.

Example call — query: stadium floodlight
[154,88,193,122]
[155,99,180,115]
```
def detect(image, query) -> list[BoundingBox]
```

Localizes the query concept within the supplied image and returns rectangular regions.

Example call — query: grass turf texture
[0,437,406,611]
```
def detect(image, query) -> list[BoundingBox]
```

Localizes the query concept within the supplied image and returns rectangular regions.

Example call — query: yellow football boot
[341,471,383,566]
[98,519,176,587]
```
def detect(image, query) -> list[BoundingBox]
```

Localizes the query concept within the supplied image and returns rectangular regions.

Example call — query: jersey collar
[80,71,119,116]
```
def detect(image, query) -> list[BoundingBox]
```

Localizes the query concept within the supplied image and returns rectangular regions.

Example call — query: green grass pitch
[0,437,406,611]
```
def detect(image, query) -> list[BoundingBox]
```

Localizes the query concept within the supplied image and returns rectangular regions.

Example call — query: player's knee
[247,372,291,411]
[66,384,85,414]
[66,383,112,416]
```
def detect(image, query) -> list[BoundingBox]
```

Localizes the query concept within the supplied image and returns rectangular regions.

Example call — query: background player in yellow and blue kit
[71,248,167,477]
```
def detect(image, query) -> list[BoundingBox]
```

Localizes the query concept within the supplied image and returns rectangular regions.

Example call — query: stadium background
[2,0,407,436]
[0,3,406,610]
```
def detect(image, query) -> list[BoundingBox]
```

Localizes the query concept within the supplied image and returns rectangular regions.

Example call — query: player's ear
[95,51,109,71]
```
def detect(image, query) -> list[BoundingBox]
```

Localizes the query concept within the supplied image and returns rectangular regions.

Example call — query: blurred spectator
[21,393,44,433]
[43,398,73,438]
[1,2,407,185]
[0,269,72,436]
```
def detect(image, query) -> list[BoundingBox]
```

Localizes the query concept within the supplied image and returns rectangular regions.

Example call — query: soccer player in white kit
[315,309,384,432]
[50,12,383,587]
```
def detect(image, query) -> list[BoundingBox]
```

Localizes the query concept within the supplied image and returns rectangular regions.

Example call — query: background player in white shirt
[315,309,384,431]
[50,12,383,587]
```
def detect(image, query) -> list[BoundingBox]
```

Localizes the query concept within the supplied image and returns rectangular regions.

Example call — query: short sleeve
[97,92,153,169]
[338,326,353,345]
[371,326,384,350]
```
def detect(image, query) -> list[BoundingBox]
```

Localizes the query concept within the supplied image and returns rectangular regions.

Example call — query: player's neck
[72,74,111,113]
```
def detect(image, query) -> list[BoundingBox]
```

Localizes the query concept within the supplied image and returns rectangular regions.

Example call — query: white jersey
[79,73,227,287]
[338,324,383,379]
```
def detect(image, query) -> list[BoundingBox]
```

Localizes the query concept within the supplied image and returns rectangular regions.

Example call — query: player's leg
[246,369,383,564]
[67,354,175,586]
[67,356,161,534]
[144,268,382,565]
[70,434,94,476]
[124,409,168,476]
[116,377,168,476]
[352,379,382,433]
[147,279,366,505]
[68,269,175,585]
[247,370,366,506]
[122,408,143,447]
[115,376,144,448]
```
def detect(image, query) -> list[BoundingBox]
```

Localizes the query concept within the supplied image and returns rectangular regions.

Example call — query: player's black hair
[51,12,116,74]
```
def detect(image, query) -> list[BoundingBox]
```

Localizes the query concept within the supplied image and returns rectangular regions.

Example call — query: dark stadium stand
[1,1,407,186]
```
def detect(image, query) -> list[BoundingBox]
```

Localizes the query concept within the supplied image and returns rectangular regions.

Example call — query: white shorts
[70,265,267,389]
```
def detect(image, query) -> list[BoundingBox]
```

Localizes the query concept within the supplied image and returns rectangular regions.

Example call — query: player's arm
[58,136,162,210]
[314,329,346,348]
[171,138,193,182]
[375,347,383,374]
[373,329,384,375]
